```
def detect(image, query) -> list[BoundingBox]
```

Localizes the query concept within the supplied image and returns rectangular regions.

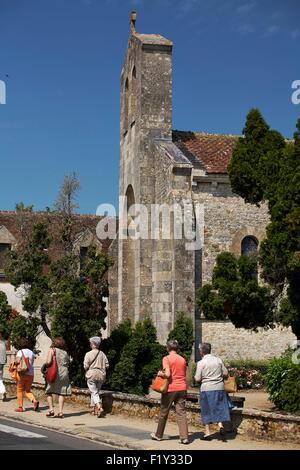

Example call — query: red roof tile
[172,131,239,174]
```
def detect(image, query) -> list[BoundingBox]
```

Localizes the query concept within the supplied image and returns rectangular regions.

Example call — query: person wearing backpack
[15,337,39,412]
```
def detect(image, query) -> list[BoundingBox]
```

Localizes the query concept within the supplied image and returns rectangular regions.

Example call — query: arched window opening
[241,236,258,258]
[122,184,136,322]
[241,236,258,280]
[130,67,137,122]
[125,184,135,238]
[124,77,129,134]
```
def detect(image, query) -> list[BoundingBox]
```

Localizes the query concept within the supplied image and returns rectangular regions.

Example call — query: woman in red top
[151,340,189,444]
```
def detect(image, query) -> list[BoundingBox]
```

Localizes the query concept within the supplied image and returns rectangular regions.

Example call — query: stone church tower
[107,13,295,357]
[108,12,195,342]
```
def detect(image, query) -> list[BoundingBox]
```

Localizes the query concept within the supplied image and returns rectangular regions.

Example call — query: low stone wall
[4,380,300,444]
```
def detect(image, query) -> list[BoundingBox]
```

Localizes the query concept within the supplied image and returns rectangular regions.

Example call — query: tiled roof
[172,131,240,174]
[0,212,116,256]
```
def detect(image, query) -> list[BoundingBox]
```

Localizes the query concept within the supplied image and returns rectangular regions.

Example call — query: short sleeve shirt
[16,348,35,376]
[194,354,228,392]
[163,353,187,392]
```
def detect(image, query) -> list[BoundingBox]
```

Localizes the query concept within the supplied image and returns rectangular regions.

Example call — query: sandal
[46,410,55,417]
[15,407,24,412]
[54,413,64,418]
[179,438,189,445]
[150,433,163,441]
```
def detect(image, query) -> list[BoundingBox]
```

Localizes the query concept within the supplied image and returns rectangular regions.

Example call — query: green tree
[5,174,111,384]
[50,246,111,386]
[0,291,13,339]
[15,202,34,213]
[10,315,40,352]
[196,252,273,330]
[110,318,165,395]
[167,312,194,363]
[228,110,300,338]
[5,221,52,338]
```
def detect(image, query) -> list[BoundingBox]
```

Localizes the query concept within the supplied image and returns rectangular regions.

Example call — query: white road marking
[0,424,47,439]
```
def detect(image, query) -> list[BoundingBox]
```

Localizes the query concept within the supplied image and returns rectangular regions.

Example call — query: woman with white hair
[83,336,109,417]
[194,342,231,440]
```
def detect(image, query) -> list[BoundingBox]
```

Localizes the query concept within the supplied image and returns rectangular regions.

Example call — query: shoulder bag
[46,348,57,383]
[151,358,170,394]
[224,375,237,394]
[17,350,30,374]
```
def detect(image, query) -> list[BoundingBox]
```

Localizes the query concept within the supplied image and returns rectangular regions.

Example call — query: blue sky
[0,0,299,213]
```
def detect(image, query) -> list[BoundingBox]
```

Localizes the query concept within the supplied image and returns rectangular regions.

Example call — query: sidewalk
[0,393,299,450]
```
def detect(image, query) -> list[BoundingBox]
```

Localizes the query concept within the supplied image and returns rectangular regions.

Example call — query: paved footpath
[0,394,299,451]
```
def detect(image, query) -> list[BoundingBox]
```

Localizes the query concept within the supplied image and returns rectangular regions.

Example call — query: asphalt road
[0,417,117,450]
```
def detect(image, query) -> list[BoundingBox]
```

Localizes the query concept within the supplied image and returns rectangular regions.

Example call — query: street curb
[0,411,145,450]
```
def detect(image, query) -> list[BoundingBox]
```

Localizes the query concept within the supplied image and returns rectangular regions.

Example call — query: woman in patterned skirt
[45,336,71,418]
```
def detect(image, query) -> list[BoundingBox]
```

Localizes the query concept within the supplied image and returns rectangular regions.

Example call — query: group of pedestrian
[151,340,232,444]
[2,331,232,442]
[1,334,109,418]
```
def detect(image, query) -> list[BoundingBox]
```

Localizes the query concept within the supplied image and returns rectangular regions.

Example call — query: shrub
[226,359,268,390]
[265,349,300,413]
[167,311,194,363]
[191,358,268,390]
[101,319,133,389]
[110,318,165,395]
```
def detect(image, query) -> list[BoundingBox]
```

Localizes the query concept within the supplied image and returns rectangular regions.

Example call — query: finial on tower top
[130,10,137,34]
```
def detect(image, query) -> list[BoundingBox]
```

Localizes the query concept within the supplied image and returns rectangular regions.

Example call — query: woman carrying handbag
[45,337,71,418]
[14,337,39,412]
[150,340,189,445]
[194,342,231,440]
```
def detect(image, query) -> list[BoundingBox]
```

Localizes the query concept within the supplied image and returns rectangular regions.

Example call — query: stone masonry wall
[193,187,270,284]
[200,320,296,361]
[192,180,296,360]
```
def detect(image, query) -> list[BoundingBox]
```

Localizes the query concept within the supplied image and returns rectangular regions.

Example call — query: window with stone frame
[0,243,11,281]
